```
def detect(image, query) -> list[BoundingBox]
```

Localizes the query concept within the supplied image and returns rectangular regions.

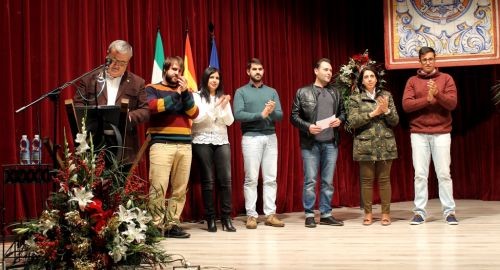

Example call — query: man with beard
[146,56,199,238]
[233,58,284,229]
[290,58,346,228]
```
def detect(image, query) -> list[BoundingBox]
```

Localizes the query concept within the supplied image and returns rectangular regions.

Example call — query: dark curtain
[1,0,498,224]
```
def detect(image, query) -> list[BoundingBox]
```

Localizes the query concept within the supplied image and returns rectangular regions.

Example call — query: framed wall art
[384,0,500,69]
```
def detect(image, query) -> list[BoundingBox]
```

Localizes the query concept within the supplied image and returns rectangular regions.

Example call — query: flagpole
[156,13,161,32]
[208,22,220,70]
[209,22,215,52]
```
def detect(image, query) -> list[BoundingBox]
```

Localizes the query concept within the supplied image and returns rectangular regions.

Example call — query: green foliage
[12,121,170,269]
[331,50,386,131]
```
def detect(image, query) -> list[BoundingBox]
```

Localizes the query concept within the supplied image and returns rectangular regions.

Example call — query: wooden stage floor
[162,199,500,270]
[1,199,498,269]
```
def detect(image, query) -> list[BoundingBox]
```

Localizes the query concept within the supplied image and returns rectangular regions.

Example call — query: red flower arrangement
[13,121,170,269]
[333,50,386,131]
[335,49,376,94]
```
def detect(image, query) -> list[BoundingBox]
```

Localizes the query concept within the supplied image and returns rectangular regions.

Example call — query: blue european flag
[209,37,220,69]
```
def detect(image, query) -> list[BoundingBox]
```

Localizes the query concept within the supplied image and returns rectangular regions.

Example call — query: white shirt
[365,89,376,100]
[105,74,123,105]
[192,93,234,145]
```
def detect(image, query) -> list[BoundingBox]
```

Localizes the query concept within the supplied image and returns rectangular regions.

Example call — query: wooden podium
[64,99,150,176]
[65,99,128,162]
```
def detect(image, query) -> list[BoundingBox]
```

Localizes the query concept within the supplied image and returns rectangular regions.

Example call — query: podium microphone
[97,58,111,84]
[94,58,112,108]
[105,57,112,69]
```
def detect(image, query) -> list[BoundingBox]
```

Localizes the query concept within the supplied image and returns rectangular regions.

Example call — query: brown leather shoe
[265,214,285,227]
[246,216,257,229]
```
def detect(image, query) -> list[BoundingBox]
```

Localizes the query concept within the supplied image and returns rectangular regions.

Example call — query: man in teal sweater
[233,58,284,229]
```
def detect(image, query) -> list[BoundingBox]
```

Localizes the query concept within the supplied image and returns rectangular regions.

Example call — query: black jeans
[192,143,232,219]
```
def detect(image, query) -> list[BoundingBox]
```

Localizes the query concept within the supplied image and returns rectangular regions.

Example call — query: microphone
[96,72,104,83]
[105,57,112,68]
[96,58,111,101]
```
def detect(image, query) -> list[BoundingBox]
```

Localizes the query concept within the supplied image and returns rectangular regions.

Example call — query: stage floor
[163,199,500,270]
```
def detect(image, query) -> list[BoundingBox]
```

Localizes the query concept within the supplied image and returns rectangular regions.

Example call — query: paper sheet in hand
[316,114,336,130]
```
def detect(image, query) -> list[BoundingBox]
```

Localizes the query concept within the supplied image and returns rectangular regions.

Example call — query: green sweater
[233,82,283,135]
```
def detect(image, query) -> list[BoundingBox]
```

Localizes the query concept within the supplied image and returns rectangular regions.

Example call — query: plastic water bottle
[31,134,42,164]
[20,134,30,164]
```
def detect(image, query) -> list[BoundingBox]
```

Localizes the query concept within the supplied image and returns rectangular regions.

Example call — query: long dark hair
[199,67,224,103]
[356,65,385,92]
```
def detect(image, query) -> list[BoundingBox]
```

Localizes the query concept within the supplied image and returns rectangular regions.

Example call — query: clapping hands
[216,95,231,109]
[261,100,276,118]
[377,95,389,114]
[176,76,188,93]
[369,95,389,118]
[427,79,438,103]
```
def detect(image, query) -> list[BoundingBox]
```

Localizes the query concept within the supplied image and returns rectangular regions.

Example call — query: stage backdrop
[1,0,499,225]
[384,0,500,69]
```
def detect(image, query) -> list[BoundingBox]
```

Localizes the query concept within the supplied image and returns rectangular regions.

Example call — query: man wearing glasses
[74,40,149,166]
[402,46,459,226]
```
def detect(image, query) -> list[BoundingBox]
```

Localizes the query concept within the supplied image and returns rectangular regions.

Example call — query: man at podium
[73,40,149,165]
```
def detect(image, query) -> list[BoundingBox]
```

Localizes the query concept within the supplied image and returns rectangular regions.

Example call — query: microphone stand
[93,58,112,153]
[16,63,106,169]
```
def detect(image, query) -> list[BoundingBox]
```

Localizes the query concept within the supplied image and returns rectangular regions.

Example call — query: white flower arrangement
[12,117,170,269]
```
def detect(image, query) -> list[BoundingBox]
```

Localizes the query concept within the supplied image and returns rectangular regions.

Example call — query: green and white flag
[151,30,165,84]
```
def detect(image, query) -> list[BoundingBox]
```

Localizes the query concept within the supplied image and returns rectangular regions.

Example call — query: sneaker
[446,214,459,225]
[410,214,425,225]
[305,217,316,228]
[165,225,190,238]
[246,216,257,229]
[319,216,344,226]
[264,214,285,227]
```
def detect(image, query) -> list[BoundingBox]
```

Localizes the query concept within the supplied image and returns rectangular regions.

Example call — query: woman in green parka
[347,65,399,226]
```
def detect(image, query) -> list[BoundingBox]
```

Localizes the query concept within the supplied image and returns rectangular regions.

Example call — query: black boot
[206,217,217,232]
[221,217,236,232]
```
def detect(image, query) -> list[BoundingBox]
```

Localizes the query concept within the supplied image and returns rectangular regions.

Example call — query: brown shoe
[265,214,285,227]
[363,213,373,226]
[381,213,391,226]
[246,216,257,229]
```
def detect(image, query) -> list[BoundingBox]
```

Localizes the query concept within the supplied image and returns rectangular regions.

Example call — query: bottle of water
[31,134,42,164]
[20,134,30,164]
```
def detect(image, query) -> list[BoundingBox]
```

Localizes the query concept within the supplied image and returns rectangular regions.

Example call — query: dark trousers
[359,160,393,214]
[192,143,232,219]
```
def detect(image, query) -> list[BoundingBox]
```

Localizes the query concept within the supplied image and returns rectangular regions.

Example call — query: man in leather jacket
[290,58,346,228]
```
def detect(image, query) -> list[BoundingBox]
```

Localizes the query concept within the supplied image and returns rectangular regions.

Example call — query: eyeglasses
[420,58,435,63]
[108,57,129,67]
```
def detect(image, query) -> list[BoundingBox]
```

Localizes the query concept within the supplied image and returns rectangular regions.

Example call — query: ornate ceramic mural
[384,0,500,69]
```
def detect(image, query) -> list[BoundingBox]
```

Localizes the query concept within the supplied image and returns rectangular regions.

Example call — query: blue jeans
[411,133,456,219]
[241,134,278,217]
[301,142,338,218]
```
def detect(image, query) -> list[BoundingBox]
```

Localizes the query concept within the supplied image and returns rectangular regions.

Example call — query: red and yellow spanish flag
[183,33,197,92]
